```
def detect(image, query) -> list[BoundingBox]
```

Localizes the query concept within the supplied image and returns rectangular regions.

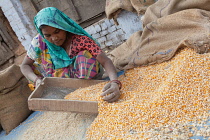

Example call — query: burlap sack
[105,0,155,24]
[0,65,32,134]
[143,0,210,26]
[109,31,142,70]
[0,77,32,134]
[0,64,23,94]
[105,0,134,19]
[125,9,210,70]
[109,0,210,70]
[130,0,156,15]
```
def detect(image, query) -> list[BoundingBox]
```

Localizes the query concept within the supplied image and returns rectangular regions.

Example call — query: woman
[20,7,121,103]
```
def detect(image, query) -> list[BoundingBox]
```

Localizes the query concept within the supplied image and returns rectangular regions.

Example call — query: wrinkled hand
[35,78,44,88]
[101,82,120,103]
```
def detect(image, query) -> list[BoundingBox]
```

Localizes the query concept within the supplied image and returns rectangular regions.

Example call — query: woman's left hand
[101,82,120,103]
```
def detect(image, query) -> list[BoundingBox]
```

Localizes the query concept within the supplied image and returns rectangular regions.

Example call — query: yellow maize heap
[65,48,210,139]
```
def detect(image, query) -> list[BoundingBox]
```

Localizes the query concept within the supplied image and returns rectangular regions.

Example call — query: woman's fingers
[102,82,111,92]
[107,93,120,103]
[103,92,120,103]
[35,79,44,88]
[101,87,112,97]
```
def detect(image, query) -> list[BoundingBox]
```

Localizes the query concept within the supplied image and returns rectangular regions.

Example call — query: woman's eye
[55,30,60,34]
[44,35,50,38]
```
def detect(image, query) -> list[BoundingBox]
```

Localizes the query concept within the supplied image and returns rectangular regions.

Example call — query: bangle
[110,80,122,89]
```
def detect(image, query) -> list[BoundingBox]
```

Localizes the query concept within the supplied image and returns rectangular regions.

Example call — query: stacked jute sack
[0,64,32,134]
[105,0,156,24]
[106,0,210,71]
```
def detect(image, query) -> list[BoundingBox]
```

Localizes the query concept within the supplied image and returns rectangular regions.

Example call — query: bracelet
[110,80,122,90]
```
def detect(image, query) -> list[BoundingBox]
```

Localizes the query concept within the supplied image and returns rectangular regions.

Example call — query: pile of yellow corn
[65,48,210,139]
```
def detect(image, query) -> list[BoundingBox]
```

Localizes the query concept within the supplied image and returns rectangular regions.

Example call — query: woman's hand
[35,78,44,88]
[101,82,120,103]
[96,52,121,102]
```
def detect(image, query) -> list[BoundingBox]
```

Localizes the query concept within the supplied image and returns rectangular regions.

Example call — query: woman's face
[41,25,67,46]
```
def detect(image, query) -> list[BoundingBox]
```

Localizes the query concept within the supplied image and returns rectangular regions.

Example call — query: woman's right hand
[20,56,44,89]
[35,78,44,88]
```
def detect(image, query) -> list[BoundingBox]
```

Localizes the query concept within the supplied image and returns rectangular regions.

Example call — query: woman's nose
[52,35,58,41]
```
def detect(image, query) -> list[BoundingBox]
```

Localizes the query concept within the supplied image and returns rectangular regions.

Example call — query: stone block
[23,33,33,43]
[105,40,113,47]
[12,0,21,8]
[106,31,118,40]
[97,36,107,43]
[4,10,16,22]
[112,36,121,44]
[11,25,19,34]
[101,22,108,30]
[92,33,100,39]
[108,25,117,33]
[104,19,112,28]
[85,26,97,35]
[94,24,101,33]
[0,1,13,12]
[100,30,108,36]
[17,26,28,35]
[116,29,125,36]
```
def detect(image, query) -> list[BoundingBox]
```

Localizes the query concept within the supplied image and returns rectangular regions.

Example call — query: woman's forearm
[20,64,38,82]
[96,52,118,81]
[102,59,118,81]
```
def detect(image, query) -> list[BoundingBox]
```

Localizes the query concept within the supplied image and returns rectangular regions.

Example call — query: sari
[27,34,103,82]
[26,7,104,87]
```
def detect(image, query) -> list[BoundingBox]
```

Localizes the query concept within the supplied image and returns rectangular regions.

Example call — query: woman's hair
[39,25,48,30]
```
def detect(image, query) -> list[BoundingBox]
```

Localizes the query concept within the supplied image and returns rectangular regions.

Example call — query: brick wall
[85,10,143,49]
[85,18,125,49]
[0,0,36,51]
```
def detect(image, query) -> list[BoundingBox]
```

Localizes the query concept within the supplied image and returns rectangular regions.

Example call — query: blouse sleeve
[71,35,102,58]
[27,34,42,63]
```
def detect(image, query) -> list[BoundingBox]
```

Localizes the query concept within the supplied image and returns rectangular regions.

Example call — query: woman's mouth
[54,40,61,45]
